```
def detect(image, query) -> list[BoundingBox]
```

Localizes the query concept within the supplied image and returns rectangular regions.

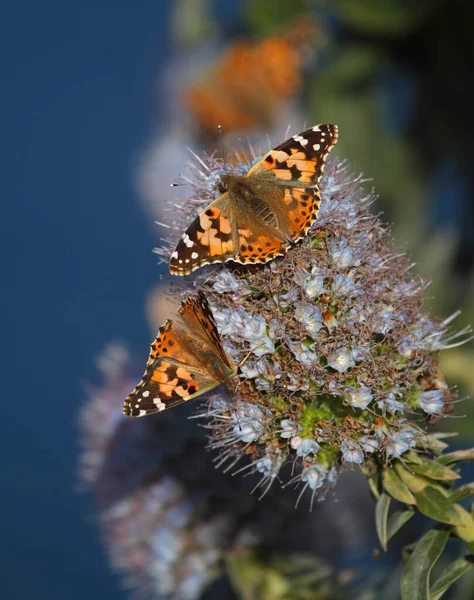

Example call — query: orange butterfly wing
[123,294,234,417]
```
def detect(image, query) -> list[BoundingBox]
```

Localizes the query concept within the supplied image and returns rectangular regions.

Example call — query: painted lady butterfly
[123,292,235,417]
[170,124,338,275]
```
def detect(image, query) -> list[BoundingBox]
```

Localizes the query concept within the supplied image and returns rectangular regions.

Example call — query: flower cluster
[79,345,375,599]
[158,143,471,508]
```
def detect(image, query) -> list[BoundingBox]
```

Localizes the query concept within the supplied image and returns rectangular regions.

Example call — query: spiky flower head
[79,345,375,599]
[157,134,472,508]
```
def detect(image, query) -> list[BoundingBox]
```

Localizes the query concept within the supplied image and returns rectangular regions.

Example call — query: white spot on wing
[293,134,308,146]
[142,390,150,397]
[182,234,194,248]
[313,143,320,151]
[191,251,199,259]
[153,398,166,411]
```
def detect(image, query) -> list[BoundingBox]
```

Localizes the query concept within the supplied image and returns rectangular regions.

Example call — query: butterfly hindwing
[248,124,338,240]
[178,291,232,369]
[123,295,234,417]
[169,124,338,275]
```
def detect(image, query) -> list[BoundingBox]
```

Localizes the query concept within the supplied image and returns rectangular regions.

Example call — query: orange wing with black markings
[123,293,235,417]
[169,124,338,275]
[178,291,233,370]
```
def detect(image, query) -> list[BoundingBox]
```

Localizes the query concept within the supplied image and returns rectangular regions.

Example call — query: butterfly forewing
[169,124,338,276]
[255,123,338,186]
[123,294,234,417]
[169,198,237,275]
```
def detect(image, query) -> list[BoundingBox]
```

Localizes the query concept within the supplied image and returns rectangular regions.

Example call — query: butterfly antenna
[218,124,227,171]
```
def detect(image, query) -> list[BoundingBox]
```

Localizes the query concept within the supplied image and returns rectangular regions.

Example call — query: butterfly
[123,292,235,417]
[170,124,338,276]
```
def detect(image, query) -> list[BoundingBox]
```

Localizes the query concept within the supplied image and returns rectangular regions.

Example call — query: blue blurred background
[2,2,171,598]
[3,0,474,598]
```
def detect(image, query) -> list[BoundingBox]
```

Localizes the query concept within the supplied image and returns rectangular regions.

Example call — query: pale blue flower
[274,287,299,308]
[303,267,326,299]
[350,344,369,362]
[240,448,284,499]
[341,440,364,464]
[327,467,338,484]
[386,427,418,457]
[286,374,310,392]
[329,238,356,268]
[359,436,379,453]
[371,305,395,334]
[377,392,405,414]
[212,270,250,295]
[237,313,275,357]
[397,336,415,357]
[152,526,185,562]
[327,348,355,373]
[289,340,318,366]
[348,385,373,409]
[165,501,194,528]
[418,390,444,414]
[332,273,356,296]
[295,303,323,336]
[212,307,235,337]
[293,438,320,457]
[232,403,268,443]
[280,419,303,439]
[301,464,327,490]
[238,361,261,380]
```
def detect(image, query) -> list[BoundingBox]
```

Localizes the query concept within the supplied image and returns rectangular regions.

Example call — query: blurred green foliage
[332,0,440,35]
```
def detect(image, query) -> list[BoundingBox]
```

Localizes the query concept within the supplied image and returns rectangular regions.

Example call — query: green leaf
[405,451,424,465]
[423,433,458,455]
[368,475,381,500]
[387,509,415,542]
[436,448,474,466]
[401,529,449,600]
[449,483,474,503]
[376,493,391,551]
[429,556,474,600]
[409,460,460,481]
[402,542,417,562]
[383,467,416,504]
[415,487,462,525]
[453,504,474,543]
[395,462,433,494]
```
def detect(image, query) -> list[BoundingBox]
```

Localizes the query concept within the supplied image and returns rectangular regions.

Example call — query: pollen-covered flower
[156,138,470,508]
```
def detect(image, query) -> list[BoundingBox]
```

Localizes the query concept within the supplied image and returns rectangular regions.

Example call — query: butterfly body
[123,292,235,417]
[170,124,338,275]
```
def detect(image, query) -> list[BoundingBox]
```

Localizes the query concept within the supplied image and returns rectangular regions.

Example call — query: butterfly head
[218,174,253,199]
